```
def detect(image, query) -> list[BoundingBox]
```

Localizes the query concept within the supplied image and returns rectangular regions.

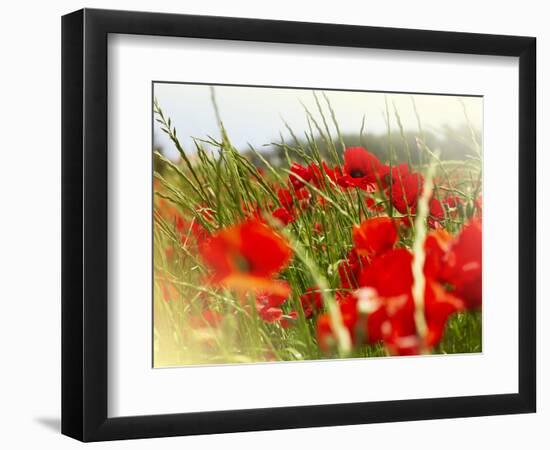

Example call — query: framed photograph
[61,8,536,442]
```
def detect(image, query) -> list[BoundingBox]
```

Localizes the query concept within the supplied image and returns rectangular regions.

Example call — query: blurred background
[153,83,482,165]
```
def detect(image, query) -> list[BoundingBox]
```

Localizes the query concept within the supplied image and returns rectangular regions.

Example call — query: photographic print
[152,83,482,368]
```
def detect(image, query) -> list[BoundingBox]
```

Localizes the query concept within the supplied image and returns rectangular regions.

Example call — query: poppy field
[153,86,482,367]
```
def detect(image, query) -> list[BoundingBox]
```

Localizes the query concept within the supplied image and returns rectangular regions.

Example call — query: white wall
[0,1,546,448]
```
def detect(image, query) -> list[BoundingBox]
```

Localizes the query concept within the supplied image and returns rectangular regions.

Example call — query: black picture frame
[61,8,536,442]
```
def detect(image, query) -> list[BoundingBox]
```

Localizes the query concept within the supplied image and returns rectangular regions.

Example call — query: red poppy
[341,147,384,189]
[277,188,294,209]
[199,219,292,296]
[424,222,481,311]
[356,248,464,354]
[315,315,336,352]
[256,291,288,309]
[350,287,386,343]
[352,217,398,259]
[398,213,420,229]
[335,175,353,189]
[342,284,416,353]
[390,172,424,214]
[335,290,354,305]
[315,297,359,353]
[444,195,462,210]
[308,163,324,187]
[423,281,464,346]
[277,187,310,210]
[174,214,186,233]
[372,294,417,352]
[288,162,312,190]
[255,291,299,326]
[362,280,464,356]
[300,287,324,318]
[442,195,464,220]
[427,197,445,228]
[359,248,415,297]
[272,207,295,226]
[316,288,429,352]
[403,196,445,229]
[356,250,415,351]
[280,311,298,329]
[318,206,478,356]
[338,248,370,289]
[442,218,482,309]
[379,163,409,184]
[187,220,210,244]
[324,162,344,184]
[365,196,385,213]
[256,291,289,323]
[423,229,452,279]
[258,306,284,323]
[308,161,342,188]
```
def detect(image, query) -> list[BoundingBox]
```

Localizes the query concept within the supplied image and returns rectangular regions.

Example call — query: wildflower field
[153,87,482,367]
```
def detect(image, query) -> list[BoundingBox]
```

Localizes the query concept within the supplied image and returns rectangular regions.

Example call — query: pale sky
[153,83,482,158]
